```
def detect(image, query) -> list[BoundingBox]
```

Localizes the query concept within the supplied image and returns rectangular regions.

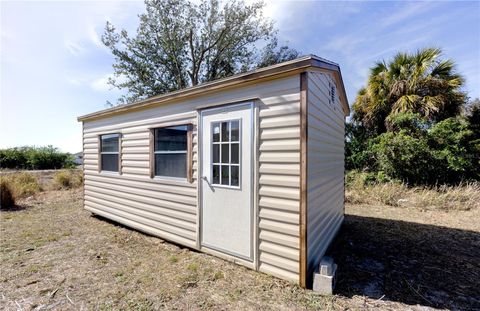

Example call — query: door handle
[202,176,215,191]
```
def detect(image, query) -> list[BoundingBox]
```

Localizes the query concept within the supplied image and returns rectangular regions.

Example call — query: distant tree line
[0,146,76,170]
[347,48,480,185]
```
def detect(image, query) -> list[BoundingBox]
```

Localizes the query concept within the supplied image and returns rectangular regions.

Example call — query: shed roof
[78,55,350,122]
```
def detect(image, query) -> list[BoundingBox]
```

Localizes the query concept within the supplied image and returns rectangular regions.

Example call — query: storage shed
[78,55,349,287]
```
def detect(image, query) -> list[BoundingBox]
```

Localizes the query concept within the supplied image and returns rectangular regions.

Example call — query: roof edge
[78,55,349,122]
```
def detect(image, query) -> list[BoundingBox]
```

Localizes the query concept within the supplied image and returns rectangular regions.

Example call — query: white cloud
[380,1,440,27]
[91,74,113,92]
[67,78,82,86]
[65,40,86,56]
[88,24,107,51]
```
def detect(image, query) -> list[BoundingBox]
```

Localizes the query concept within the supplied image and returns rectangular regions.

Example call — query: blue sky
[1,0,479,153]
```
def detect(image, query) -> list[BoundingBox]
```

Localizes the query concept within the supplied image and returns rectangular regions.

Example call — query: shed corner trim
[299,71,308,288]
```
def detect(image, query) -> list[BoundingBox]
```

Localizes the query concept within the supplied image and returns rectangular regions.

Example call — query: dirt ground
[1,190,479,310]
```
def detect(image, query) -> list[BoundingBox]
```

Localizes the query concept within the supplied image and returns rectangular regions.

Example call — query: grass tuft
[0,172,41,209]
[53,170,83,189]
[187,263,198,272]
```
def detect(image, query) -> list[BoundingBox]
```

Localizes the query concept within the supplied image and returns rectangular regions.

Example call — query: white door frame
[198,101,256,262]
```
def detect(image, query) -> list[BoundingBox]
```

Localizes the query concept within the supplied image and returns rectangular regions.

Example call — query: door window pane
[155,154,186,178]
[231,143,239,164]
[231,166,239,186]
[221,122,229,142]
[221,165,229,185]
[212,144,219,163]
[221,144,229,163]
[212,123,220,142]
[212,165,220,184]
[231,121,239,141]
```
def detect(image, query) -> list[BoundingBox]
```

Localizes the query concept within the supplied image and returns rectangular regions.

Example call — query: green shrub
[369,131,436,185]
[0,146,76,170]
[347,112,479,185]
[428,118,476,181]
[385,112,428,137]
[0,179,15,209]
[53,170,83,189]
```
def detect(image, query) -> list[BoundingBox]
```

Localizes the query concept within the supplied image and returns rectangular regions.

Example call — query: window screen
[154,125,188,178]
[100,133,119,172]
[211,120,240,187]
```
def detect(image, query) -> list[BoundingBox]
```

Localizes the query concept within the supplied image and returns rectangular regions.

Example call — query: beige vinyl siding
[258,80,301,282]
[306,71,345,280]
[83,112,198,248]
[82,75,301,283]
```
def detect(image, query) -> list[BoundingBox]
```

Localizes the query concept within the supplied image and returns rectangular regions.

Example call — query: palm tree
[353,48,466,134]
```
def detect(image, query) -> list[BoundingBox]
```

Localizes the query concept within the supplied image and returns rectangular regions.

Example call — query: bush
[53,170,83,189]
[0,173,41,208]
[0,146,76,170]
[369,131,436,185]
[0,179,15,209]
[4,173,41,198]
[428,118,477,181]
[347,112,479,185]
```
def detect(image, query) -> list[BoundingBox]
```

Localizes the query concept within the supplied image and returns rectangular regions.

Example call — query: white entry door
[201,103,253,260]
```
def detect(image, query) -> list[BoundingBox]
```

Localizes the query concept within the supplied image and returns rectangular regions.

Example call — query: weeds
[346,171,480,210]
[213,271,224,280]
[126,298,154,311]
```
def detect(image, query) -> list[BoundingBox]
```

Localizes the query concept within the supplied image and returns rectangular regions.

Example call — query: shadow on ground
[326,215,480,310]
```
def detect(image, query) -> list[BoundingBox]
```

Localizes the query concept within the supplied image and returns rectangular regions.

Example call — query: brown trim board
[149,129,155,178]
[186,124,193,183]
[299,72,308,288]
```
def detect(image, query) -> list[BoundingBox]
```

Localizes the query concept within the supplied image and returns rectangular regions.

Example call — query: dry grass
[0,170,83,209]
[1,187,479,310]
[0,190,343,310]
[346,174,480,211]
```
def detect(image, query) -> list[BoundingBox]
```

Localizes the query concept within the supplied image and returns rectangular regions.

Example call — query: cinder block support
[312,256,337,295]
